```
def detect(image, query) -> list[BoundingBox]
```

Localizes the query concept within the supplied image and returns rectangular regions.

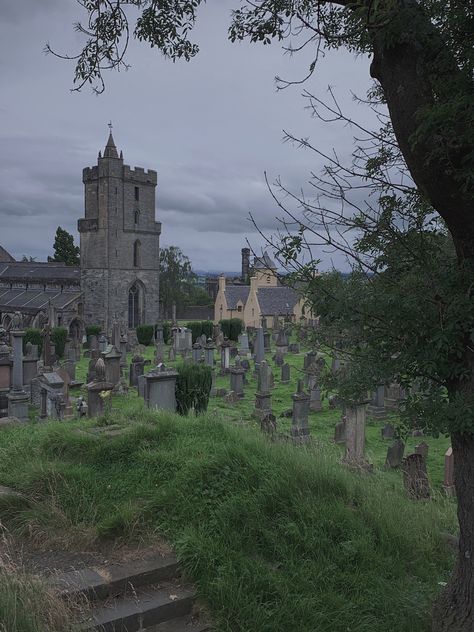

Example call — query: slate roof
[0,246,15,263]
[0,288,81,314]
[253,252,277,270]
[225,285,250,310]
[0,262,80,284]
[256,286,300,315]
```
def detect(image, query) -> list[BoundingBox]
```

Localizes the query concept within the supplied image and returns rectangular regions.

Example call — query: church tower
[78,128,161,334]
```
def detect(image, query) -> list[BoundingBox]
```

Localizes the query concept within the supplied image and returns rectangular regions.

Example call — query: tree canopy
[48,226,80,266]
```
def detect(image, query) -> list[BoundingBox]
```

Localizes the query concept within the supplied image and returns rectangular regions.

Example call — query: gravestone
[443,447,455,496]
[308,374,322,412]
[291,379,310,443]
[38,371,66,420]
[367,385,386,419]
[263,330,271,353]
[274,352,284,367]
[7,321,28,421]
[87,358,114,417]
[288,343,300,354]
[102,345,121,387]
[334,418,346,444]
[129,355,145,387]
[56,366,74,418]
[415,441,429,462]
[254,328,265,367]
[384,382,406,411]
[143,365,178,412]
[343,402,369,467]
[220,341,231,375]
[98,333,108,352]
[381,422,395,440]
[204,340,216,367]
[253,361,272,420]
[281,363,290,384]
[229,359,245,398]
[275,329,289,354]
[192,343,203,363]
[402,453,430,499]
[238,333,250,357]
[385,439,405,469]
[119,334,128,368]
[260,412,277,436]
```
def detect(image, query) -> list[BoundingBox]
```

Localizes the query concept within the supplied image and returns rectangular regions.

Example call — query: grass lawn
[0,335,457,632]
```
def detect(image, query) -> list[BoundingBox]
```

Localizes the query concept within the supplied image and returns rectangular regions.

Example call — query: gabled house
[214,251,312,328]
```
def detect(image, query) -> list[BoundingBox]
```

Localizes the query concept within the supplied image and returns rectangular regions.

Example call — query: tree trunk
[432,432,474,632]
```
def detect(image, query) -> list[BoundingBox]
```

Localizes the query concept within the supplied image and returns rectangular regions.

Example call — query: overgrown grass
[0,540,72,632]
[0,409,456,631]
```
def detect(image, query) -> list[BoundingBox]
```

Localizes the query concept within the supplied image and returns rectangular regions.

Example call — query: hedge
[51,327,68,359]
[185,320,214,343]
[176,363,213,416]
[219,318,244,342]
[23,329,43,354]
[136,325,154,346]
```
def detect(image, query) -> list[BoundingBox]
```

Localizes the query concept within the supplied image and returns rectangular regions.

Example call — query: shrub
[23,329,43,354]
[136,325,154,346]
[85,325,101,337]
[219,318,244,341]
[201,320,213,339]
[51,327,68,358]
[162,322,171,344]
[176,363,212,416]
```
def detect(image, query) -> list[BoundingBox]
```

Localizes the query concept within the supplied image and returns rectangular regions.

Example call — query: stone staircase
[51,552,211,632]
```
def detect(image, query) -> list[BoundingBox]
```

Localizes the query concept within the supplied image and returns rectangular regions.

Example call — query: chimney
[218,274,226,293]
[241,247,250,282]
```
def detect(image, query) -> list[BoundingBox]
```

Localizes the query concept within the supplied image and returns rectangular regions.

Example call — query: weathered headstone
[142,365,178,412]
[334,418,346,444]
[415,441,429,462]
[385,439,405,469]
[220,341,231,375]
[7,319,28,421]
[343,402,369,467]
[87,358,113,417]
[253,360,272,420]
[402,453,430,499]
[229,359,245,398]
[274,352,284,367]
[254,327,265,367]
[308,374,322,412]
[129,355,145,387]
[381,422,395,440]
[102,345,121,387]
[275,329,289,355]
[367,384,386,419]
[290,379,310,443]
[280,363,290,384]
[192,343,203,363]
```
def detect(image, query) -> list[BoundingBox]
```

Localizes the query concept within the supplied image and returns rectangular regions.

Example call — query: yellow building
[214,252,312,328]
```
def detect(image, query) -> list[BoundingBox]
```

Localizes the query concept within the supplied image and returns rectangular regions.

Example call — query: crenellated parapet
[123,165,157,185]
[82,166,99,182]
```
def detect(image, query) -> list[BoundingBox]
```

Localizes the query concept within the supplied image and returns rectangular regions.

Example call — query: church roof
[0,262,80,284]
[103,131,119,159]
[0,246,15,263]
[256,286,300,316]
[0,288,81,314]
[225,285,250,309]
[253,252,277,270]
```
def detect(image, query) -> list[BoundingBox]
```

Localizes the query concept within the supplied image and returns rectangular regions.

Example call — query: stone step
[52,553,180,602]
[80,582,195,631]
[146,614,212,632]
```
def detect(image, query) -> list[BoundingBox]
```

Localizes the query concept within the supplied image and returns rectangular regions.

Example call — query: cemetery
[0,316,458,632]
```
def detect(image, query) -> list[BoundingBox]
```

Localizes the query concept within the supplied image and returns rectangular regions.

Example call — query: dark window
[134,209,140,225]
[128,283,142,328]
[133,240,141,267]
[135,186,139,201]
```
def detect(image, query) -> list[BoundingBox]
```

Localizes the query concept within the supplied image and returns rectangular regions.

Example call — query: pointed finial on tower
[104,121,118,158]
[98,150,102,158]
[120,150,123,159]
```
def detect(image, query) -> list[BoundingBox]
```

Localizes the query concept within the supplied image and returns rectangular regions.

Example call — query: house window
[133,240,141,267]
[237,305,242,312]
[135,186,139,201]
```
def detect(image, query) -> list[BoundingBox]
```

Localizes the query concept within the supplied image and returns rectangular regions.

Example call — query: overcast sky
[0,0,376,272]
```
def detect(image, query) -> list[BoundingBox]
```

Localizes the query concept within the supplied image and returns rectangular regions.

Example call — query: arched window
[133,240,141,267]
[134,209,140,225]
[128,283,144,328]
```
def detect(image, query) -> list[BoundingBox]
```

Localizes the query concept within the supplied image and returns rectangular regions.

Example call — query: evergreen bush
[51,327,68,358]
[136,325,154,346]
[176,363,212,416]
[162,322,171,344]
[85,325,101,338]
[201,320,213,339]
[23,329,43,354]
[219,318,244,341]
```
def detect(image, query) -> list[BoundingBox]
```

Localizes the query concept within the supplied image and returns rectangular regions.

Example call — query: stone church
[0,131,161,336]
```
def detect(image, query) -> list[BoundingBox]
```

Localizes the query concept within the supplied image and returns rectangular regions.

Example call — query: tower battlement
[82,166,99,182]
[123,165,157,185]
